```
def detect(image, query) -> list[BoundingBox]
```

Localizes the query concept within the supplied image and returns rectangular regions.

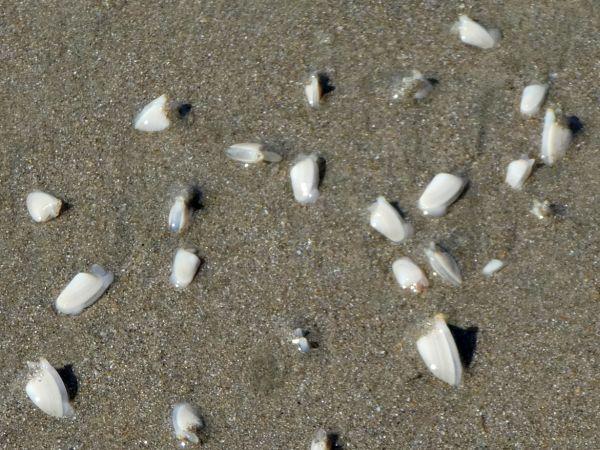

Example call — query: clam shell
[304,74,322,108]
[424,242,462,286]
[25,358,74,418]
[452,14,500,49]
[290,154,320,204]
[55,264,113,315]
[133,94,170,132]
[541,108,572,166]
[310,429,332,450]
[26,191,62,223]
[168,195,191,234]
[418,173,466,217]
[170,248,201,289]
[368,196,413,243]
[392,257,429,293]
[520,84,547,117]
[505,157,534,190]
[172,402,203,444]
[482,259,505,277]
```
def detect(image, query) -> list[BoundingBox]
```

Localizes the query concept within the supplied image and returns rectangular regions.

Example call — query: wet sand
[1,1,599,448]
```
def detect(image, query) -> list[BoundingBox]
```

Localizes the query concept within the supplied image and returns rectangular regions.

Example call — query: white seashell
[392,257,429,293]
[452,14,500,49]
[225,143,282,164]
[368,196,413,243]
[172,402,203,444]
[291,328,310,353]
[530,199,551,219]
[290,154,320,204]
[520,84,547,117]
[505,157,535,190]
[134,94,170,132]
[25,358,74,418]
[416,314,462,386]
[310,429,332,450]
[482,259,505,277]
[55,264,114,315]
[424,242,462,286]
[541,108,572,166]
[26,191,62,223]
[170,248,201,289]
[418,173,466,217]
[304,74,322,108]
[168,195,191,234]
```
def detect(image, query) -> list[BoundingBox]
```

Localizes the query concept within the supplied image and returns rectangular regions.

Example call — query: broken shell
[424,242,462,286]
[368,196,413,243]
[55,264,114,315]
[452,14,500,49]
[391,70,433,101]
[392,257,429,293]
[168,195,191,234]
[226,143,282,164]
[134,94,170,132]
[290,154,320,204]
[170,248,201,289]
[531,199,551,219]
[482,259,505,277]
[541,108,572,166]
[418,173,466,217]
[520,84,547,117]
[172,402,203,444]
[291,328,311,353]
[310,429,332,450]
[25,358,74,418]
[505,157,534,190]
[416,314,463,387]
[26,191,62,223]
[304,73,322,108]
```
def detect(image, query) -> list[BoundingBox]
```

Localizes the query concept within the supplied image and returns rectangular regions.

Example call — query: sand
[1,1,599,448]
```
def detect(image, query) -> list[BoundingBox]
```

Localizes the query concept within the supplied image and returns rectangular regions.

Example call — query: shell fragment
[290,153,320,204]
[368,196,413,243]
[392,257,429,293]
[416,314,463,386]
[172,402,203,444]
[482,259,505,277]
[505,157,535,190]
[520,84,547,117]
[418,173,466,217]
[25,358,74,418]
[424,242,462,286]
[26,191,62,222]
[134,94,170,132]
[170,248,201,289]
[541,108,572,166]
[452,14,500,49]
[55,264,114,315]
[225,143,282,163]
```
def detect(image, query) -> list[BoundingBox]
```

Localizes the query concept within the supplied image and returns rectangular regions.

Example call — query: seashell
[482,259,505,277]
[172,402,203,444]
[134,94,170,132]
[310,429,332,450]
[418,173,466,217]
[291,328,310,353]
[25,358,74,418]
[505,157,535,190]
[530,199,551,219]
[424,242,462,286]
[391,70,433,102]
[452,14,500,49]
[304,73,322,108]
[368,196,413,243]
[170,248,201,289]
[26,191,62,223]
[392,257,429,293]
[290,153,320,204]
[520,84,547,117]
[55,264,114,315]
[541,108,572,166]
[416,314,462,386]
[168,194,191,234]
[225,143,282,164]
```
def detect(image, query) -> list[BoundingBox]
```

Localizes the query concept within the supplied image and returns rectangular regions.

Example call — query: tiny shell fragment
[26,191,62,222]
[134,94,170,132]
[418,173,466,217]
[530,199,551,219]
[482,259,505,277]
[452,15,500,49]
[368,196,413,243]
[424,242,462,286]
[505,157,534,190]
[392,257,429,293]
[520,84,547,117]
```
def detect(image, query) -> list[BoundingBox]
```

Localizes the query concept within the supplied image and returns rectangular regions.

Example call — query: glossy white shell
[368,196,413,243]
[424,242,462,286]
[172,402,203,444]
[55,264,113,315]
[168,195,190,234]
[225,143,282,163]
[25,358,74,418]
[170,248,201,289]
[304,74,322,108]
[520,84,547,117]
[505,157,534,190]
[134,94,170,132]
[26,191,62,222]
[541,108,572,166]
[392,257,429,293]
[310,429,331,450]
[453,15,500,49]
[482,259,505,277]
[290,154,320,204]
[416,315,463,386]
[418,173,465,217]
